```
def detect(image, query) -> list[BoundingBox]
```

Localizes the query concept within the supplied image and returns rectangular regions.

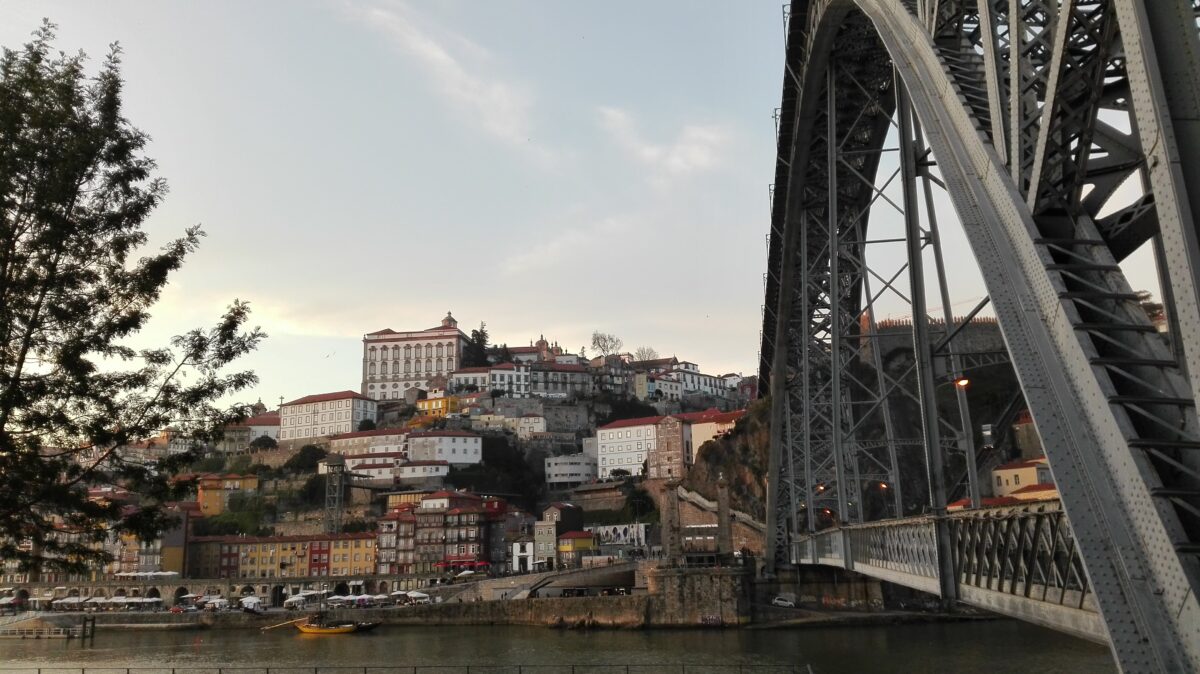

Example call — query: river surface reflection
[0,621,1114,673]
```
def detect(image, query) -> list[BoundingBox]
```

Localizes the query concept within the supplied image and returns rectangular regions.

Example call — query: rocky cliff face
[683,399,770,520]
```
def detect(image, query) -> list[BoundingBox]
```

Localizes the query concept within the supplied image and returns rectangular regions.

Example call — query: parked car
[771,596,796,608]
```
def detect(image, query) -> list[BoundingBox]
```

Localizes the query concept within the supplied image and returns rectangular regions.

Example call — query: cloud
[499,216,632,276]
[598,106,730,180]
[346,1,541,153]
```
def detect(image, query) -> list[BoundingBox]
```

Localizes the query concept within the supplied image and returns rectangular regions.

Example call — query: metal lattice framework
[761,0,1200,670]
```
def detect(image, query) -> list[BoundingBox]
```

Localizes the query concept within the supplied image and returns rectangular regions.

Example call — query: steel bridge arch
[761,0,1200,670]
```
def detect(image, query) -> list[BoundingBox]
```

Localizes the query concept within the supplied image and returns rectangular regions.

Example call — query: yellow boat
[295,621,357,635]
[292,612,380,635]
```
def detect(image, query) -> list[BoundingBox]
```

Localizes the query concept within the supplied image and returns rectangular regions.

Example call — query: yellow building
[415,394,461,419]
[991,457,1051,497]
[556,531,596,569]
[196,473,260,516]
[386,490,435,510]
[328,534,376,576]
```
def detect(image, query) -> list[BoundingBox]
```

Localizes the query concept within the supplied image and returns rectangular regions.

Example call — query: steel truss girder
[762,1,1200,670]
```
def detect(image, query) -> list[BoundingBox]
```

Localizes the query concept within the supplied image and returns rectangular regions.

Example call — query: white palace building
[361,312,469,401]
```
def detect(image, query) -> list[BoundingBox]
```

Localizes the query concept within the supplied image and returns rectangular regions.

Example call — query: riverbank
[21,598,981,633]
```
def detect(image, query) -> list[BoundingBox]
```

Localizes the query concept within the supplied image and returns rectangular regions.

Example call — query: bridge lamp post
[936,375,981,510]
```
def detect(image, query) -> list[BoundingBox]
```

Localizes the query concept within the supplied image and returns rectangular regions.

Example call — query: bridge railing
[792,500,1097,613]
[949,502,1095,612]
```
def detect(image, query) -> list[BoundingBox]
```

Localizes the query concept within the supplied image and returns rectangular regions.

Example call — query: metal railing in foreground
[0,662,816,666]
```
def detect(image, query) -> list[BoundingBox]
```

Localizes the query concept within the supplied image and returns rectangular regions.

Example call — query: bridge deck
[794,500,1107,644]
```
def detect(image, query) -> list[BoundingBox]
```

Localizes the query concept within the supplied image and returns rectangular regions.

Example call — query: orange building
[196,473,260,516]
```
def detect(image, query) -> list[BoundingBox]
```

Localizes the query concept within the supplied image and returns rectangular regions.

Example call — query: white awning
[0,597,14,605]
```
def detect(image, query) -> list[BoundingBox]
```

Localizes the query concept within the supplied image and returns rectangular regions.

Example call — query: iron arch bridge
[758,0,1200,671]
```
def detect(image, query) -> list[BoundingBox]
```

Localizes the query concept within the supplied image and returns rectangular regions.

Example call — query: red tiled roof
[598,415,666,430]
[674,409,746,425]
[244,413,280,426]
[452,366,491,374]
[345,451,406,460]
[558,531,594,540]
[1011,483,1058,495]
[424,490,484,501]
[283,390,374,406]
[352,462,396,471]
[366,328,399,336]
[546,502,578,511]
[447,506,485,515]
[995,457,1047,471]
[947,496,1023,509]
[330,428,407,441]
[400,460,449,467]
[508,346,540,354]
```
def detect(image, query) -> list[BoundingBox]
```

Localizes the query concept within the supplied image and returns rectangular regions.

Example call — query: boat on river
[293,612,379,635]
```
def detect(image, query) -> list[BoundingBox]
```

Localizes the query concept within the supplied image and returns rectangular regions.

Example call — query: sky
[0,1,1162,407]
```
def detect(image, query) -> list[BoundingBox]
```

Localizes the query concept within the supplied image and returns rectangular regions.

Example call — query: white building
[545,453,598,488]
[408,430,482,465]
[529,363,593,398]
[346,459,398,481]
[488,363,531,397]
[449,366,491,393]
[344,450,405,473]
[279,391,377,444]
[669,364,726,397]
[595,417,661,478]
[515,414,547,439]
[449,363,531,397]
[328,428,407,458]
[395,460,450,482]
[245,412,280,443]
[362,312,469,401]
[510,537,535,573]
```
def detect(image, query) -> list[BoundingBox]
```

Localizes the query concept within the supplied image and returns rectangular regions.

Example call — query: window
[1014,474,1020,485]
[996,476,1002,487]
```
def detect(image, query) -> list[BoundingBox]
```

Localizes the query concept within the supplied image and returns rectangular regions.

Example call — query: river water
[0,621,1113,673]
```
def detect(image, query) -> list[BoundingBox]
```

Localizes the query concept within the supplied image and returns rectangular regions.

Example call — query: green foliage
[582,485,658,525]
[597,394,660,426]
[0,24,263,572]
[610,468,631,478]
[190,455,227,474]
[249,435,277,451]
[356,419,376,432]
[495,344,513,364]
[282,444,327,474]
[461,322,489,367]
[192,511,270,537]
[227,454,252,474]
[341,519,374,533]
[246,463,275,478]
[445,435,542,510]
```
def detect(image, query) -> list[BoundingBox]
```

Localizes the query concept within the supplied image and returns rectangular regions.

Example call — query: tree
[282,444,327,474]
[462,322,490,367]
[633,346,659,362]
[249,435,277,451]
[356,419,376,432]
[495,343,514,364]
[0,25,263,573]
[190,454,226,474]
[591,331,624,358]
[610,468,631,478]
